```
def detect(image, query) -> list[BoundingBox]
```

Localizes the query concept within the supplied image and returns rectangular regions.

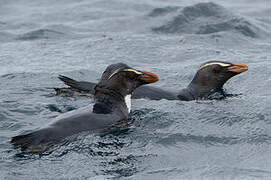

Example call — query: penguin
[176,61,248,100]
[11,63,159,152]
[55,61,248,101]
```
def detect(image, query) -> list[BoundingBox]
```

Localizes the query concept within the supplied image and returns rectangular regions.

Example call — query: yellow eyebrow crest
[108,68,143,79]
[199,62,231,70]
[122,69,143,75]
[108,69,122,79]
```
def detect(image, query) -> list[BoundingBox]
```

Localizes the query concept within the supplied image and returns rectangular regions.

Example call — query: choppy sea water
[1,0,271,179]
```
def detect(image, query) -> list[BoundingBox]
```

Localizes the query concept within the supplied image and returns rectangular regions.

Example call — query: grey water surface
[1,0,271,179]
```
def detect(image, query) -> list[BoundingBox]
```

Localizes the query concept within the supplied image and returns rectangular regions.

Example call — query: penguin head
[191,61,248,90]
[96,63,159,97]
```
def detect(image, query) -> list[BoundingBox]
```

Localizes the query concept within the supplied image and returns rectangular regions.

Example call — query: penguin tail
[11,133,37,151]
[11,130,54,153]
[58,75,96,93]
[58,75,79,88]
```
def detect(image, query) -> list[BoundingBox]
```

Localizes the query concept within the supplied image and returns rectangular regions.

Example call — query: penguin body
[11,63,159,152]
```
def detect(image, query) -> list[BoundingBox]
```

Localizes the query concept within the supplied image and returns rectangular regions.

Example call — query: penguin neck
[187,75,224,99]
[93,88,130,115]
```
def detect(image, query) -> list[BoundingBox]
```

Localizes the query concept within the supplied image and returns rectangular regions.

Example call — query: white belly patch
[125,94,131,113]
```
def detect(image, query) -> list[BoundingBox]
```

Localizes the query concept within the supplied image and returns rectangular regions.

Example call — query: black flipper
[58,75,96,94]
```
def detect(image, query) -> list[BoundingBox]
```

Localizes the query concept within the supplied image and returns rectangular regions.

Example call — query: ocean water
[1,0,271,179]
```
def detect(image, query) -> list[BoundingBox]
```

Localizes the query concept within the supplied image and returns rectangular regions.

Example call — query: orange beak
[140,71,159,83]
[227,63,248,73]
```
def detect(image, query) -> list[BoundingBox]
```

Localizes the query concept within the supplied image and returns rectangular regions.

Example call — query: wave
[151,2,266,38]
[16,29,67,40]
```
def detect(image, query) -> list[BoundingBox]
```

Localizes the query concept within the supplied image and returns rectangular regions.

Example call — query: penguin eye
[213,66,221,73]
[126,72,137,80]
